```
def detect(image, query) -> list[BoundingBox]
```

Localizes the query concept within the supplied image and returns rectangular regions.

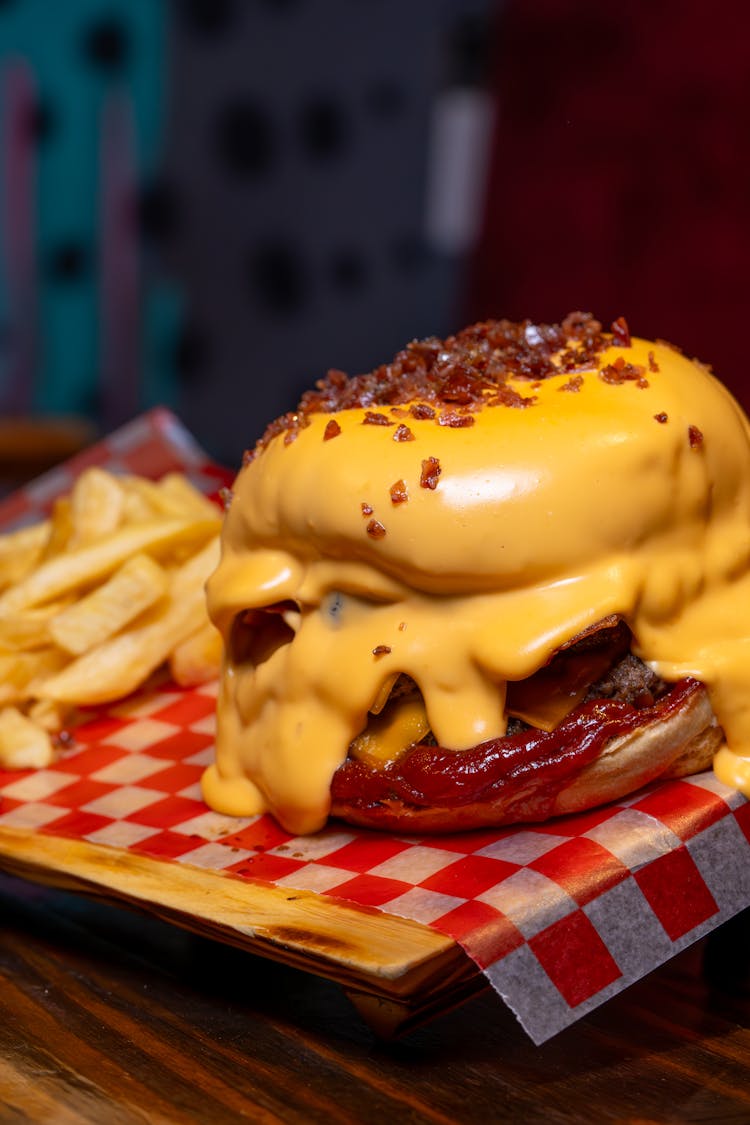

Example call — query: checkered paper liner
[1,410,749,1046]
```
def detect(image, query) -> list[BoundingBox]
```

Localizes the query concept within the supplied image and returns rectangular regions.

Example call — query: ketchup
[331,679,702,813]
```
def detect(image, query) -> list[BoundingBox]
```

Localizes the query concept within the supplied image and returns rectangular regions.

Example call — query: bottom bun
[330,679,723,833]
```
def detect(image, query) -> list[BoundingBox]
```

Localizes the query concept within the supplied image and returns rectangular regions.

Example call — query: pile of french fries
[0,467,225,770]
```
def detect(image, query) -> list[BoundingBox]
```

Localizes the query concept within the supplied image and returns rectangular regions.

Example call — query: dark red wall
[469,0,750,407]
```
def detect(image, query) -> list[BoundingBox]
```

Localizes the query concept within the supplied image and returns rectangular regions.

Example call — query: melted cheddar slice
[505,642,624,733]
[350,695,431,769]
[203,336,750,834]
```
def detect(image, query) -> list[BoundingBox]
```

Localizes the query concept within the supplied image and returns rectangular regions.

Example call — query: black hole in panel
[330,250,368,292]
[82,17,130,72]
[214,99,275,178]
[249,243,307,314]
[138,178,181,244]
[364,81,406,119]
[391,235,431,274]
[47,242,90,283]
[30,98,57,142]
[174,322,211,382]
[299,97,347,159]
[178,0,236,36]
[446,14,491,86]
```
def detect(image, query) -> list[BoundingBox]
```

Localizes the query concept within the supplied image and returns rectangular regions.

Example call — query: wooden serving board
[0,825,485,1036]
[6,412,748,1047]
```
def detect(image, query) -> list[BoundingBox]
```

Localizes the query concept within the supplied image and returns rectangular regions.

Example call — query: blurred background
[1,0,749,474]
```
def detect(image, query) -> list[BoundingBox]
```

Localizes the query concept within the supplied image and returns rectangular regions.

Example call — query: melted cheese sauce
[203,338,750,834]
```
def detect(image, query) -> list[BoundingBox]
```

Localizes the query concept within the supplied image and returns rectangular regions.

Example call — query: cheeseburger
[203,313,750,835]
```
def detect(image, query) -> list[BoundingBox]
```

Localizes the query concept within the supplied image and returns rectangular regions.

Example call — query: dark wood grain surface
[2,870,749,1125]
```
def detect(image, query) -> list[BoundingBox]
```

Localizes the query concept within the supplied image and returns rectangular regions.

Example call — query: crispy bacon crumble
[390,480,408,505]
[420,457,442,490]
[438,410,475,428]
[246,314,697,455]
[599,356,648,388]
[558,374,584,393]
[611,316,631,347]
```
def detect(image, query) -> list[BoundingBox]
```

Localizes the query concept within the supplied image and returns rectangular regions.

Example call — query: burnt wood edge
[0,827,486,1034]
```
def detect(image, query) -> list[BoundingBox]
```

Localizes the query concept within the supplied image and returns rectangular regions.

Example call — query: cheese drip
[203,337,750,834]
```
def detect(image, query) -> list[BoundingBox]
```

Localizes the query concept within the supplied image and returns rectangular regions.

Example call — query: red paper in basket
[1,409,749,1045]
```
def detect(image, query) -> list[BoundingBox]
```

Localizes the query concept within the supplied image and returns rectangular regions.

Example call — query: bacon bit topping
[488,385,537,409]
[242,448,256,467]
[393,423,415,442]
[363,411,392,426]
[326,368,348,387]
[366,518,387,539]
[323,419,341,440]
[558,374,584,393]
[440,363,481,404]
[420,457,441,490]
[648,351,660,373]
[390,479,408,504]
[654,412,669,424]
[219,487,233,510]
[398,621,407,631]
[283,429,299,445]
[361,502,373,517]
[611,316,631,347]
[249,313,644,453]
[599,356,649,388]
[372,645,392,656]
[438,410,475,428]
[688,424,704,448]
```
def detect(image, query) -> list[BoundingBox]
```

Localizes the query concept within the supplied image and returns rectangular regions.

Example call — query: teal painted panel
[0,0,179,423]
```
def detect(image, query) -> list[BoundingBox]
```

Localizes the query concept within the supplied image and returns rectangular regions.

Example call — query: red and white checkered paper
[1,409,749,1045]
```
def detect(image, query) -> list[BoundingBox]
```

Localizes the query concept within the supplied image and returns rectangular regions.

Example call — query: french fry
[49,553,168,655]
[0,516,219,615]
[121,473,217,522]
[39,536,220,705]
[0,706,55,769]
[0,603,67,651]
[68,467,126,547]
[156,473,220,520]
[0,649,68,706]
[120,476,169,519]
[27,697,70,733]
[0,467,224,769]
[0,521,50,590]
[39,496,73,560]
[169,620,223,687]
[119,479,162,523]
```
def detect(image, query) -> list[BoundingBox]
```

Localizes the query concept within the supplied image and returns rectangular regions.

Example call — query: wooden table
[2,871,749,1123]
